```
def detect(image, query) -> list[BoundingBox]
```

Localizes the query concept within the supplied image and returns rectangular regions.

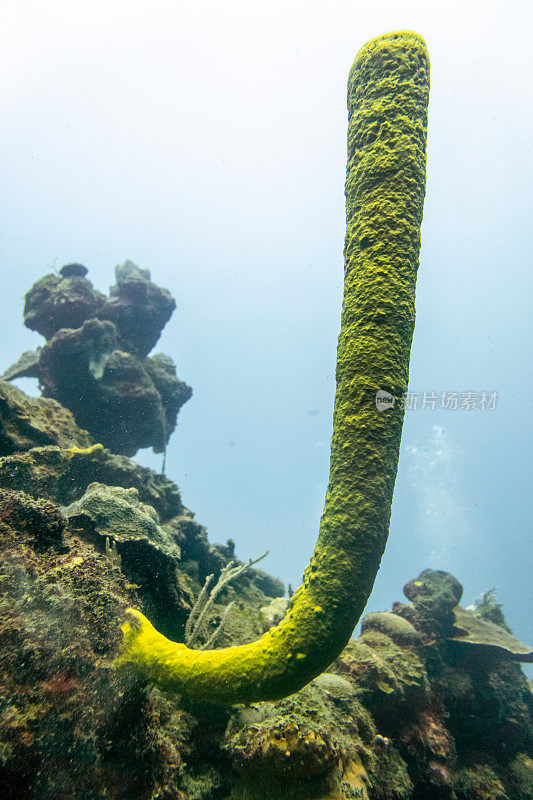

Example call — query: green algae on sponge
[115,30,430,705]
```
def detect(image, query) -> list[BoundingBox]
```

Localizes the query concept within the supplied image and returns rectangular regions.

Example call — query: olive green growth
[115,30,430,704]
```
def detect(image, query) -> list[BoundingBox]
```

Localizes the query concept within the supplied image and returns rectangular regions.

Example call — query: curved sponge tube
[115,30,430,704]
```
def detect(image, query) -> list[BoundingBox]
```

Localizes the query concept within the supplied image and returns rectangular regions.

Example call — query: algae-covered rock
[403,569,463,633]
[1,349,41,381]
[0,485,162,800]
[4,263,191,456]
[334,638,401,696]
[0,437,279,616]
[361,611,421,646]
[21,261,174,358]
[34,319,191,456]
[0,488,66,550]
[225,680,375,800]
[0,445,75,501]
[63,444,184,520]
[22,267,106,339]
[504,753,533,800]
[0,443,183,520]
[367,743,413,799]
[398,575,533,766]
[0,388,291,799]
[0,380,93,455]
[453,764,508,800]
[99,261,176,358]
[59,262,89,278]
[441,655,532,759]
[399,707,457,793]
[333,631,429,732]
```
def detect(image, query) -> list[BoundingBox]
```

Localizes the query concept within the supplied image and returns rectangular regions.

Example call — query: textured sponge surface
[115,31,430,704]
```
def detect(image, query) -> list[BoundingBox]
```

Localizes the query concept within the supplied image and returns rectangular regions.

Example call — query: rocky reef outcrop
[3,261,192,456]
[0,378,530,800]
[0,382,286,799]
[0,259,530,798]
[0,380,93,454]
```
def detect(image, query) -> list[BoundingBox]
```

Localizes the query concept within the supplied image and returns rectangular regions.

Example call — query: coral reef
[0,380,93,454]
[0,27,530,800]
[22,262,106,339]
[225,679,376,800]
[116,28,431,705]
[3,261,191,456]
[0,387,530,800]
[1,471,530,799]
[0,382,289,799]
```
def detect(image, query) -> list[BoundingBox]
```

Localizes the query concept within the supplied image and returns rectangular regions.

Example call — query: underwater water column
[116,30,430,704]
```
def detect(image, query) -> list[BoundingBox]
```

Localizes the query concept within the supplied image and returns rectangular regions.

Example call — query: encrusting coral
[115,30,431,703]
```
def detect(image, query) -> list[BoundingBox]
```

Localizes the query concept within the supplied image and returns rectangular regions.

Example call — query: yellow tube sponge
[115,30,430,704]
